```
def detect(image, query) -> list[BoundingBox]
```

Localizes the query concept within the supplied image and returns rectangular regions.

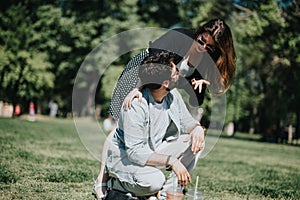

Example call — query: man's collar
[142,88,173,108]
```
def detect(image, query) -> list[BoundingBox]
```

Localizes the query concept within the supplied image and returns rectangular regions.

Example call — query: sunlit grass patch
[0,118,299,199]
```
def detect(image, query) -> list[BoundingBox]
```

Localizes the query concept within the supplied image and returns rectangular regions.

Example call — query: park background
[0,0,299,199]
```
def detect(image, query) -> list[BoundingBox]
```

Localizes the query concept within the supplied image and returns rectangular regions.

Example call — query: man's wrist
[196,125,206,136]
[166,156,177,169]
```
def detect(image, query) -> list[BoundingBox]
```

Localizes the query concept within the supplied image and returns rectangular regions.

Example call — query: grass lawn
[0,117,299,199]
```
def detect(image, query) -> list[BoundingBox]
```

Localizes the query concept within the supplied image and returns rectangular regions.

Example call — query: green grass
[0,118,299,199]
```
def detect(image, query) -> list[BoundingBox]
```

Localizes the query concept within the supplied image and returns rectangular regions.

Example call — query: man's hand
[184,126,205,154]
[169,157,192,186]
[123,88,142,110]
[191,78,210,93]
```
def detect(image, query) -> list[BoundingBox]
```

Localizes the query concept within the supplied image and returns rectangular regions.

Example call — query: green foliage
[221,1,300,134]
[0,0,299,135]
[0,4,54,106]
[137,0,181,28]
[178,0,234,28]
[98,65,124,114]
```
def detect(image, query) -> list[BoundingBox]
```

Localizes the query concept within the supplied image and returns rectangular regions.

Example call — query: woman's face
[194,32,216,54]
[189,32,216,67]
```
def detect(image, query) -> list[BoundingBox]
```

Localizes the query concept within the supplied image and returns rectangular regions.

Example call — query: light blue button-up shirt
[106,88,200,182]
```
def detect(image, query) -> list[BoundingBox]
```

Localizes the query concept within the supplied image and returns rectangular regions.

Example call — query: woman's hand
[123,88,142,110]
[191,78,210,93]
[184,126,205,155]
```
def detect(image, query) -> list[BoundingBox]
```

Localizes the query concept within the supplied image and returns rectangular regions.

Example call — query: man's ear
[162,80,170,89]
[170,61,178,79]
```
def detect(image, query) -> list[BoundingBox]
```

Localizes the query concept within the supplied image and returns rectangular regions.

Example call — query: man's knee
[133,170,165,196]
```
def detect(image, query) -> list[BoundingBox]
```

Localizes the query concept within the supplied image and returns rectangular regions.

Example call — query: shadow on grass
[0,164,19,184]
[220,132,300,147]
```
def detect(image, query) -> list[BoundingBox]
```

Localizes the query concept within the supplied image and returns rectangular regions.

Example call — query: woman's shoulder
[126,50,149,68]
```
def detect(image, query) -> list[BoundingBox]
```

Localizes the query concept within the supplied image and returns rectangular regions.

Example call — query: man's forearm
[146,152,176,167]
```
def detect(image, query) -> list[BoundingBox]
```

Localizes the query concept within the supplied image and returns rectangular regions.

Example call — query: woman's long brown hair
[195,19,236,94]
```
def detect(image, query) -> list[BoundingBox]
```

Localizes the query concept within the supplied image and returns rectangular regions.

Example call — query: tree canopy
[0,0,299,139]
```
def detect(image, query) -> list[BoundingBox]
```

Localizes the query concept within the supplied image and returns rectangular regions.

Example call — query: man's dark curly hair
[139,51,176,90]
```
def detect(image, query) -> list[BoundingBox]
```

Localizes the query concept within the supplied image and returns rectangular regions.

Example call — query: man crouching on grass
[97,51,205,200]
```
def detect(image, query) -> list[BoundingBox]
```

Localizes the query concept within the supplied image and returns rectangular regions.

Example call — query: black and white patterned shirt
[109,28,207,120]
[109,50,148,119]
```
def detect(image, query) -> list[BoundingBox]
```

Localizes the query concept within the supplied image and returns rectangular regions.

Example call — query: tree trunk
[296,111,300,140]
